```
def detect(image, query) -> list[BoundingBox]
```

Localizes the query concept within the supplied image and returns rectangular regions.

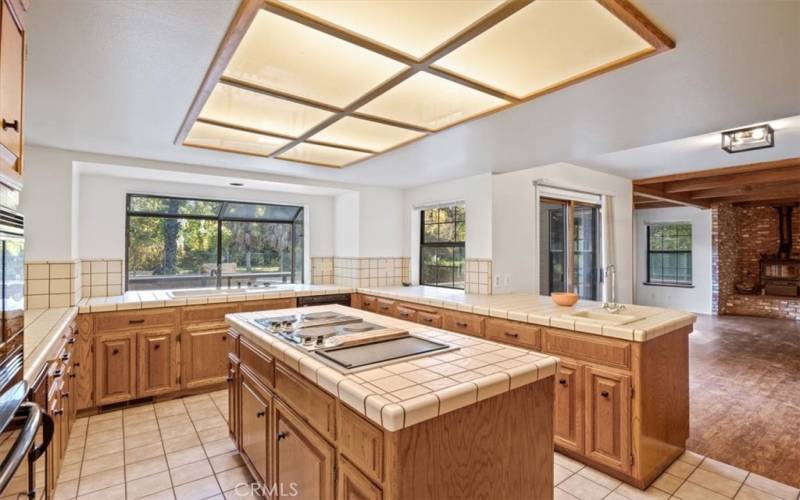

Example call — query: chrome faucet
[602,265,626,314]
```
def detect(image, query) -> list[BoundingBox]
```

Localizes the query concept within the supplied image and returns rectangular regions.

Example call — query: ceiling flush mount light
[721,124,774,153]
[177,0,675,168]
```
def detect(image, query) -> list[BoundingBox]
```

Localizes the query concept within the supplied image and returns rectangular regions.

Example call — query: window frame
[419,204,465,290]
[125,193,304,291]
[645,222,693,287]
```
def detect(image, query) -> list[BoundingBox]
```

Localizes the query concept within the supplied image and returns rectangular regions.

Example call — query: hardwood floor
[689,313,800,488]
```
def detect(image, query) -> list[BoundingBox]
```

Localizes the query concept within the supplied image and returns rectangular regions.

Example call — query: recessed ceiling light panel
[185,122,289,157]
[309,116,426,152]
[278,142,372,167]
[276,0,504,60]
[434,0,654,99]
[200,83,333,138]
[358,71,509,131]
[224,10,407,107]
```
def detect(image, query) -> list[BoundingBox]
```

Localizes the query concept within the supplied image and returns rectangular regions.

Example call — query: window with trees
[646,222,692,286]
[126,195,304,290]
[420,204,465,289]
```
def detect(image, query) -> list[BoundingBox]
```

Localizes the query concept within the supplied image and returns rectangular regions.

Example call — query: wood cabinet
[338,456,382,500]
[227,352,240,440]
[74,315,94,410]
[416,310,442,328]
[240,369,272,485]
[584,366,631,474]
[485,317,540,349]
[554,360,583,453]
[0,0,25,177]
[137,329,178,397]
[181,326,230,388]
[442,310,483,337]
[273,398,335,500]
[94,332,136,405]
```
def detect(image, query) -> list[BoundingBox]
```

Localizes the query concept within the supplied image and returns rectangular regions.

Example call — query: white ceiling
[25,0,800,188]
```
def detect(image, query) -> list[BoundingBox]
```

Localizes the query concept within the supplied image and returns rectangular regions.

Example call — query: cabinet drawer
[360,295,378,313]
[395,305,417,322]
[485,318,540,349]
[239,298,296,313]
[416,310,442,328]
[443,310,484,337]
[239,337,275,388]
[338,404,384,483]
[94,309,178,333]
[543,329,631,370]
[181,303,239,326]
[274,363,336,442]
[375,298,395,316]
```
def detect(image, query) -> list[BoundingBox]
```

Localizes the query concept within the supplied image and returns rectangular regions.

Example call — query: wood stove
[758,206,800,296]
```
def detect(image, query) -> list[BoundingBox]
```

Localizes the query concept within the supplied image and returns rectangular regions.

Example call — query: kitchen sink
[563,309,640,326]
[167,287,276,298]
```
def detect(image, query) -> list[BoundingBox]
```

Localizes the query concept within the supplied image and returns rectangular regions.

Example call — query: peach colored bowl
[551,292,579,307]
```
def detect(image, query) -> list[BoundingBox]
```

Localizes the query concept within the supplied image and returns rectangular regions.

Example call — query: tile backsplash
[465,259,492,295]
[311,257,334,285]
[81,259,124,298]
[25,261,81,309]
[332,257,409,287]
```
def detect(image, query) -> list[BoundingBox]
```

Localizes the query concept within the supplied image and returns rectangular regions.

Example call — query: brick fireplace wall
[712,203,800,319]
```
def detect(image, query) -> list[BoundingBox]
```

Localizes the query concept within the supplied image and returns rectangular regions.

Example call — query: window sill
[642,282,694,289]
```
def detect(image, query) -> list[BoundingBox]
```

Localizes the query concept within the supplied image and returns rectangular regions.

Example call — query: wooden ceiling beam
[633,184,710,209]
[635,201,681,209]
[690,181,800,200]
[664,167,800,194]
[710,191,800,204]
[634,157,800,186]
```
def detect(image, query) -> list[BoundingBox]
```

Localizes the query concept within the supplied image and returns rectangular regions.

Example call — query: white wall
[77,175,336,260]
[334,192,359,257]
[357,187,405,257]
[491,163,634,302]
[633,206,712,314]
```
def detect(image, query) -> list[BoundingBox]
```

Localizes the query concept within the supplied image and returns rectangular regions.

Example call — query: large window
[646,222,692,286]
[420,204,465,289]
[126,195,304,290]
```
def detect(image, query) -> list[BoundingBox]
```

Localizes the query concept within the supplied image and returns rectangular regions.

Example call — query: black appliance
[296,293,351,307]
[0,180,51,498]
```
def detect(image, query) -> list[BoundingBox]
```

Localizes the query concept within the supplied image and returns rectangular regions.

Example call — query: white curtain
[601,194,615,303]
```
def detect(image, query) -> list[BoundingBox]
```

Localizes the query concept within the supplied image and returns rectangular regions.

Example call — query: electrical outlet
[494,275,501,287]
[504,274,511,286]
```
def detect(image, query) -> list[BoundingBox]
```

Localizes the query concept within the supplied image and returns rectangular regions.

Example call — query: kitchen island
[226,304,560,500]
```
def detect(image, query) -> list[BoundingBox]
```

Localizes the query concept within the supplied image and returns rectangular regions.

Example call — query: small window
[647,222,692,286]
[420,204,465,289]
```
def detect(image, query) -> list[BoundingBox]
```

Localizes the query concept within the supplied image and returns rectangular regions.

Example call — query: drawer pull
[504,331,519,338]
[423,318,433,323]
[62,393,69,399]
[221,336,227,341]
[53,408,64,416]
[277,431,289,441]
[559,378,567,385]
[61,353,69,361]
[2,119,19,131]
[52,369,62,378]
[154,344,160,350]
[129,319,145,325]
[456,321,468,328]
[112,349,119,355]
[69,374,76,379]
[400,312,410,317]
[67,338,76,344]
[379,305,389,310]
[256,411,266,418]
[601,391,609,398]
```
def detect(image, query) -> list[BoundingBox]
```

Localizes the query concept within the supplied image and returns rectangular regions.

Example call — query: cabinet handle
[67,338,76,344]
[53,408,64,416]
[128,319,145,324]
[74,363,80,368]
[69,374,76,379]
[256,411,266,418]
[52,369,62,378]
[559,378,567,385]
[504,331,519,338]
[423,318,432,323]
[601,391,609,398]
[112,349,119,355]
[61,353,70,361]
[277,431,289,441]
[154,344,160,350]
[221,336,227,341]
[62,393,69,399]
[2,119,18,131]
[456,321,468,328]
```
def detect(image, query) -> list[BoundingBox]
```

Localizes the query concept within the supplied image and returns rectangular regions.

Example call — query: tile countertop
[226,304,559,432]
[77,284,355,313]
[358,286,696,342]
[23,307,79,383]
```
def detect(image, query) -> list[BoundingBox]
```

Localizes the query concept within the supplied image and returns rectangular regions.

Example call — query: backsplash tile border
[24,260,81,309]
[465,258,492,295]
[81,259,124,298]
[331,257,410,287]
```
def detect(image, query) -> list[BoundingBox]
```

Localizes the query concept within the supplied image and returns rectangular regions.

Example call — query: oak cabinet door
[274,399,334,500]
[0,0,23,165]
[94,333,136,405]
[137,330,178,397]
[227,353,240,441]
[554,361,584,453]
[337,457,382,500]
[74,317,94,410]
[182,327,230,389]
[241,371,271,485]
[584,366,631,473]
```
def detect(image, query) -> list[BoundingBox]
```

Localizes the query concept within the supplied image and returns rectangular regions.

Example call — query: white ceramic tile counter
[357,286,696,342]
[77,284,355,313]
[24,307,79,383]
[226,304,559,432]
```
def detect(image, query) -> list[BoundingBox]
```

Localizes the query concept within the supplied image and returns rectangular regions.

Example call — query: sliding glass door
[539,198,601,300]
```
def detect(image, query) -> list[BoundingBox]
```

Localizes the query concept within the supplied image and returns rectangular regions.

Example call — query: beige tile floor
[53,390,800,500]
